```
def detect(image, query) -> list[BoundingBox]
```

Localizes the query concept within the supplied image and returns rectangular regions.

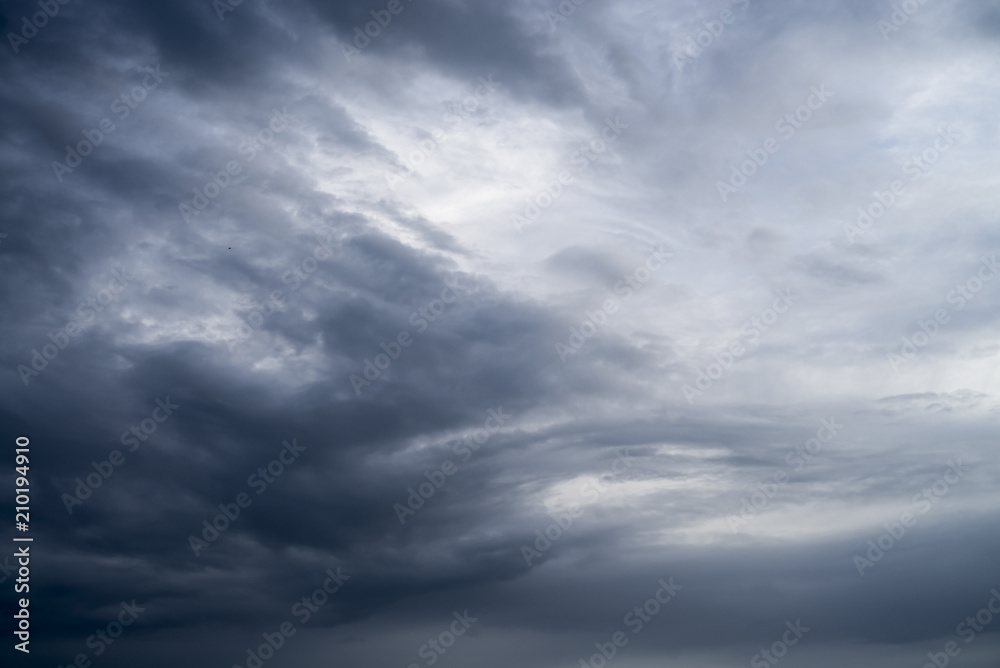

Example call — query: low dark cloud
[1,0,999,666]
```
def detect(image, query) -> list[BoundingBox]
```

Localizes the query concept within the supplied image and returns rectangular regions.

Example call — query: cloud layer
[2,0,999,666]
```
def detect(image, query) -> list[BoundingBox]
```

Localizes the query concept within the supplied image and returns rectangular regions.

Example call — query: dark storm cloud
[1,0,999,666]
[295,0,588,106]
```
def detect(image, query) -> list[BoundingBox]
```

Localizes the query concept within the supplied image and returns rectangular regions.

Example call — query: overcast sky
[2,0,1000,666]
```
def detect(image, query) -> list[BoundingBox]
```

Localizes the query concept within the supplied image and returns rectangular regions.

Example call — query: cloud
[2,0,999,666]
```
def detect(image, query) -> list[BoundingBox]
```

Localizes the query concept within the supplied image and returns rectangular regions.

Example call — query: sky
[1,0,1000,666]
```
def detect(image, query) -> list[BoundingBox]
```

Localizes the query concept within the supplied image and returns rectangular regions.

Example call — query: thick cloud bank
[1,0,999,666]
